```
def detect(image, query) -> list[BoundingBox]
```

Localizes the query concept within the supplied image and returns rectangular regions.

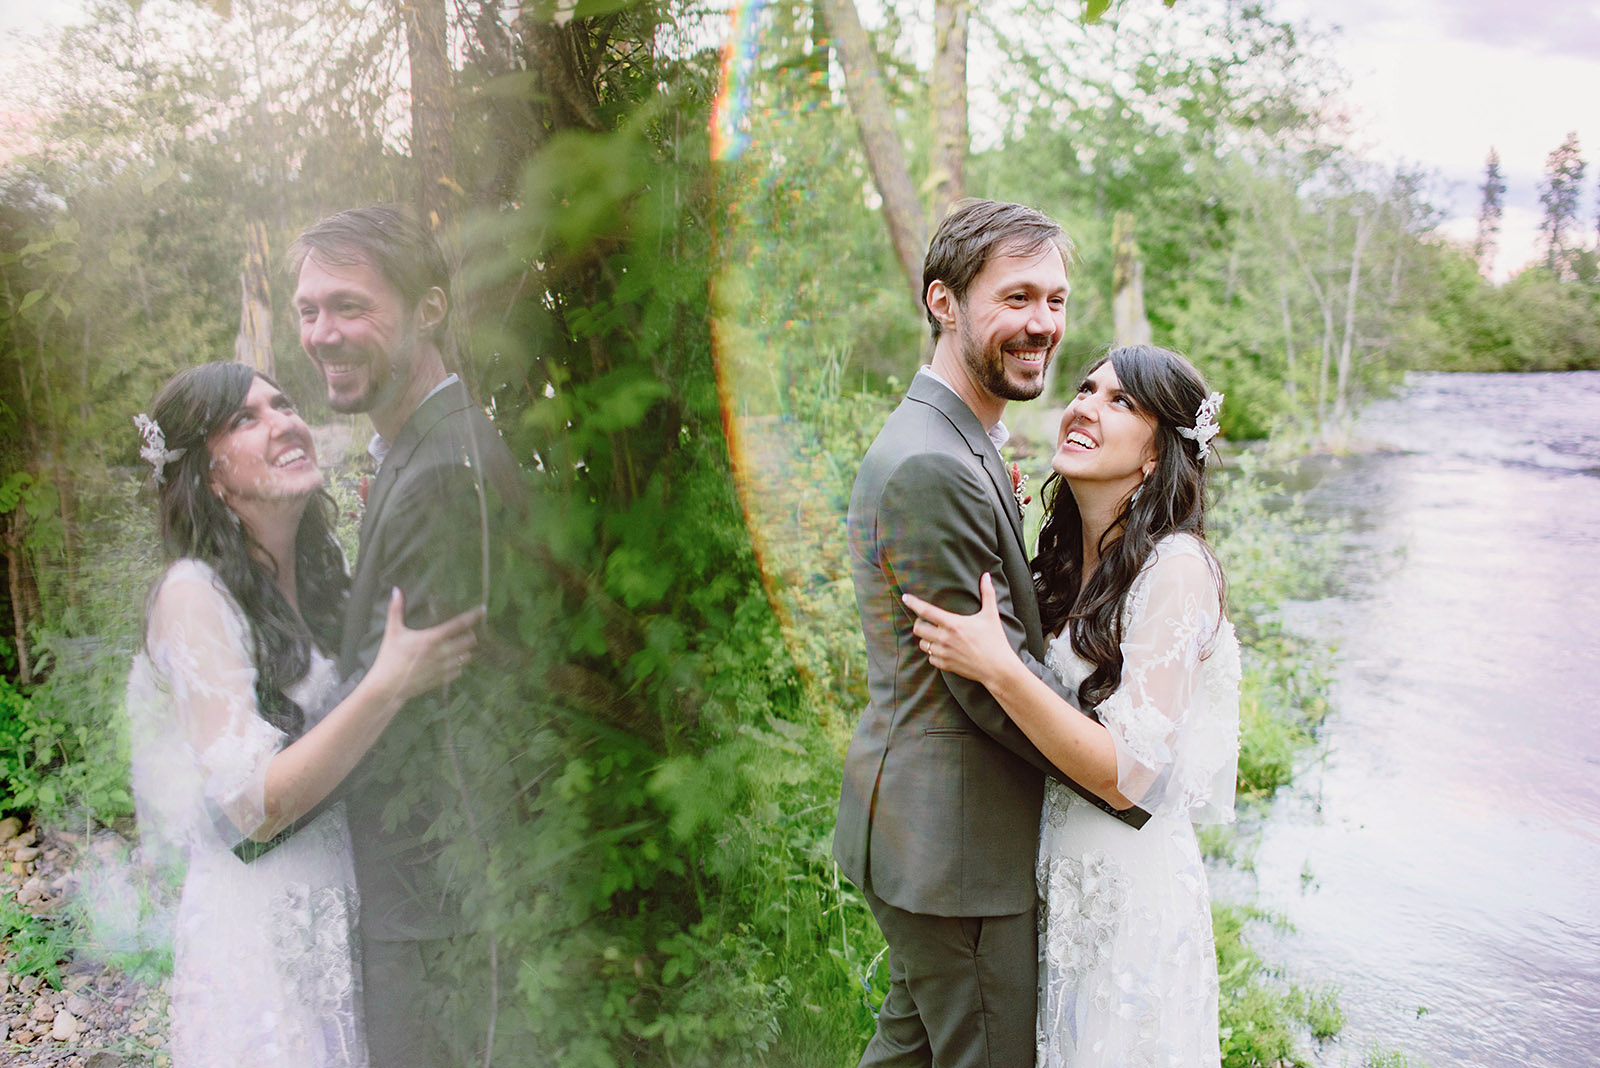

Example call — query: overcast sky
[1275,0,1600,279]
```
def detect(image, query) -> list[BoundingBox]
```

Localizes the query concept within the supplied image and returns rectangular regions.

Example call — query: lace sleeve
[1096,537,1240,821]
[145,560,284,842]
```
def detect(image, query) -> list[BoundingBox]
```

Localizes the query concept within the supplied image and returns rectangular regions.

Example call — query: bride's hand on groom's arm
[909,575,1131,808]
[903,573,1023,688]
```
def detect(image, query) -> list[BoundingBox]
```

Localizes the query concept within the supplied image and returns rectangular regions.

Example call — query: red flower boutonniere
[1009,461,1030,517]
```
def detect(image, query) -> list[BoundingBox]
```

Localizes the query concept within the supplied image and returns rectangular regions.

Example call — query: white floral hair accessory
[1176,391,1224,460]
[134,413,186,484]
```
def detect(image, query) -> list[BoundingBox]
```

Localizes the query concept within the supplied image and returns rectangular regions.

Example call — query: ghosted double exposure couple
[126,206,523,1067]
[834,199,1242,1068]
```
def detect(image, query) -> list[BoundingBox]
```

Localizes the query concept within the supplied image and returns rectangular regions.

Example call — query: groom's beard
[959,320,1054,403]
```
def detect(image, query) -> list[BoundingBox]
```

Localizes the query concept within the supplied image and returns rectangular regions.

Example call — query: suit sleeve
[878,450,1083,778]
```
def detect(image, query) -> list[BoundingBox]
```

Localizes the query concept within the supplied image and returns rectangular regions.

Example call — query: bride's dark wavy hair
[1034,345,1224,711]
[144,362,349,738]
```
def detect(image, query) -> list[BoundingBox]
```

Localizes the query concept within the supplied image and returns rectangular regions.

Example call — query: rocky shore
[1,817,170,1067]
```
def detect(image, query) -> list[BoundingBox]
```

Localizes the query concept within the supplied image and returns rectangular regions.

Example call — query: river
[1245,371,1600,1067]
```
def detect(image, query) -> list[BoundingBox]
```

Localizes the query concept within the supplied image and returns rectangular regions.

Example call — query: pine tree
[1538,131,1586,278]
[1473,147,1505,276]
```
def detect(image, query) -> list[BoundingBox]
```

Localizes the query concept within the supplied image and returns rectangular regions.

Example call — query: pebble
[50,1007,81,1040]
[0,820,173,1063]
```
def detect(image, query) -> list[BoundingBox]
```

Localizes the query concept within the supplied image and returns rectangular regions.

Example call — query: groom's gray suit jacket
[834,373,1140,919]
[338,379,523,942]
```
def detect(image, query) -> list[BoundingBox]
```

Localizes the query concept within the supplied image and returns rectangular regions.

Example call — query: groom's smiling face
[952,243,1068,404]
[294,253,422,419]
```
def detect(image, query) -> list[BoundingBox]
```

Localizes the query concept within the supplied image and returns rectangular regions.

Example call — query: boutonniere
[1009,461,1030,517]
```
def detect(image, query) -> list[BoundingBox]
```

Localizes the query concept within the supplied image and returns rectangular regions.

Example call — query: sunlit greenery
[2,0,1593,1064]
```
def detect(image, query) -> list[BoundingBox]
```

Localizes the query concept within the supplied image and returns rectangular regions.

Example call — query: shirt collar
[368,374,460,468]
[916,365,1009,451]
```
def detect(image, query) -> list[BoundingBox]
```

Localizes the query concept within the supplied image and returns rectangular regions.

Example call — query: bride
[125,362,482,1067]
[905,345,1241,1067]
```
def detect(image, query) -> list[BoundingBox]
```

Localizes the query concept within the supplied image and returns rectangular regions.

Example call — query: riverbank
[1,818,168,1066]
[1228,372,1600,1067]
[2,402,1357,1067]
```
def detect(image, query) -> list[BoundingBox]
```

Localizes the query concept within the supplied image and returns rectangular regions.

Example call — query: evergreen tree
[1538,131,1586,278]
[1473,147,1505,277]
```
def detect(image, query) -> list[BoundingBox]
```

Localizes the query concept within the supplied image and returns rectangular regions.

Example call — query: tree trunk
[1333,212,1373,427]
[1276,277,1298,407]
[928,0,969,222]
[401,0,457,235]
[400,0,468,373]
[235,219,274,376]
[818,0,927,315]
[3,517,40,686]
[1111,212,1151,347]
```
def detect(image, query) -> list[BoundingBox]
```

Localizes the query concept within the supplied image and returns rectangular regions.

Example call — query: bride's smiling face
[206,376,323,506]
[1052,361,1158,493]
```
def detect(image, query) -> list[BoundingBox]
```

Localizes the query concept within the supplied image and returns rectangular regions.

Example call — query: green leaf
[574,0,648,16]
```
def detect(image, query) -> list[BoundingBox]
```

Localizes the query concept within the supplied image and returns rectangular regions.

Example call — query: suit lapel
[908,374,1027,556]
[356,381,472,552]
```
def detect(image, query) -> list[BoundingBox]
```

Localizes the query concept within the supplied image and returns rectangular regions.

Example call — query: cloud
[1441,0,1600,62]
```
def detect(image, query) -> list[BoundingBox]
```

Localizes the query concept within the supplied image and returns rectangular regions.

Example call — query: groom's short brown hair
[922,198,1073,338]
[288,205,451,332]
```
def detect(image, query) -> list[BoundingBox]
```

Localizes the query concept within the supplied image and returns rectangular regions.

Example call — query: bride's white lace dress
[126,559,367,1068]
[1037,534,1241,1068]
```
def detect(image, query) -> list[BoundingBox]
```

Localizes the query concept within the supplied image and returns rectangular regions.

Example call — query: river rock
[67,993,93,1017]
[12,827,37,848]
[19,974,41,995]
[12,844,41,863]
[0,817,21,842]
[51,1007,81,1040]
[30,998,56,1022]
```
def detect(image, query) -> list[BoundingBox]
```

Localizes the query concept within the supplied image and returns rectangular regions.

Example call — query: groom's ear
[415,286,448,334]
[926,280,958,329]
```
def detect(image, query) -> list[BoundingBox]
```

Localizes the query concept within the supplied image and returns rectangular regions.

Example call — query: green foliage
[0,892,71,989]
[1,474,155,823]
[1213,903,1342,1067]
[1365,1048,1433,1068]
[0,4,1470,1066]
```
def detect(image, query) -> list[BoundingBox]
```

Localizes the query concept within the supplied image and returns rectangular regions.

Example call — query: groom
[835,199,1146,1067]
[292,206,522,1067]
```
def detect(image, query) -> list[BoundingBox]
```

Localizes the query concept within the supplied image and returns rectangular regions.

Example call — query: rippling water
[1247,372,1600,1067]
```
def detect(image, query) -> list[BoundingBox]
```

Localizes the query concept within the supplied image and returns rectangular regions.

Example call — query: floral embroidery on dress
[1037,850,1130,991]
[272,870,363,1064]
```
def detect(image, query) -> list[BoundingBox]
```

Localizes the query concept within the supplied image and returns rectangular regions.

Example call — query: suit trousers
[859,883,1038,1068]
